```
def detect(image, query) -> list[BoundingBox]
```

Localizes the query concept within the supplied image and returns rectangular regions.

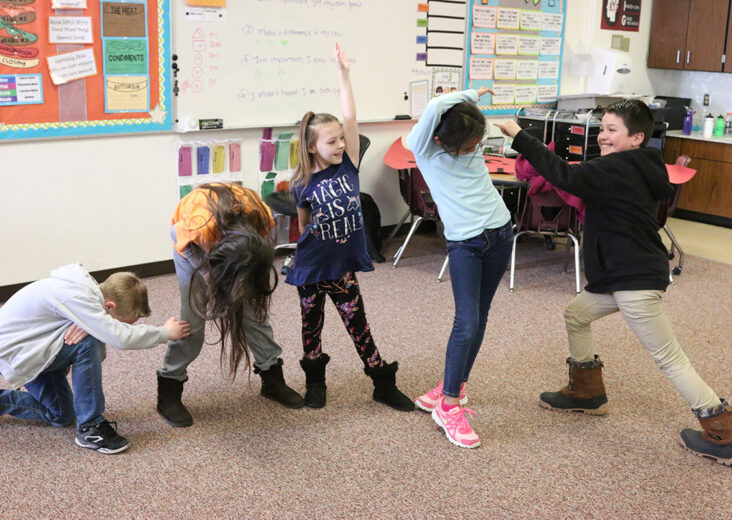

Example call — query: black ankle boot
[254,359,305,409]
[299,354,330,408]
[364,361,414,412]
[157,375,193,427]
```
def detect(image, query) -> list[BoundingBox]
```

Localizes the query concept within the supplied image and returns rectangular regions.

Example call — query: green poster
[104,39,148,75]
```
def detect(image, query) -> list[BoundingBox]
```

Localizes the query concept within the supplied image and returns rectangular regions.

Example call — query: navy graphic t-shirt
[285,152,374,286]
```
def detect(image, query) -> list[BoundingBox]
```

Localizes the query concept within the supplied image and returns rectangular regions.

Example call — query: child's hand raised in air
[494,120,522,138]
[334,42,350,74]
[476,87,495,98]
[165,317,191,340]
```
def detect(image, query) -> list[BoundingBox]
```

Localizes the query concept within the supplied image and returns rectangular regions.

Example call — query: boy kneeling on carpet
[0,264,189,454]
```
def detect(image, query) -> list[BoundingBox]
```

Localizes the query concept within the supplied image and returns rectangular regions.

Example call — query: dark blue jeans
[443,221,512,398]
[0,336,106,430]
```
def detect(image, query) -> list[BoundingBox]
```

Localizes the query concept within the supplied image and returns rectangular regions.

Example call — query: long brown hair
[188,183,277,380]
[291,111,339,192]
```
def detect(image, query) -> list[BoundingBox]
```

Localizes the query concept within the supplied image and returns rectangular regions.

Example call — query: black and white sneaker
[75,420,130,454]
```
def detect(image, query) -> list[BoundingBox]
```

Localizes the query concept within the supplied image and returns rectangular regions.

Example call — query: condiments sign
[601,0,641,32]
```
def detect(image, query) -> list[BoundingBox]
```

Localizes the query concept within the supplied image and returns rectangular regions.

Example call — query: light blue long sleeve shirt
[406,90,510,241]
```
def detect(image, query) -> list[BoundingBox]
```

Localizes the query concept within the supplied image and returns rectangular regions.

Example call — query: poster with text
[601,0,641,32]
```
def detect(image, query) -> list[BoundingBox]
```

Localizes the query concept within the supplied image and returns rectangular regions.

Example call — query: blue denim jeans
[0,336,106,430]
[442,221,513,398]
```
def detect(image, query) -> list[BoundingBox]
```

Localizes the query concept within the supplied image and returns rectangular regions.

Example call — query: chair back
[657,155,692,227]
[358,134,371,166]
[408,168,439,220]
[517,190,577,235]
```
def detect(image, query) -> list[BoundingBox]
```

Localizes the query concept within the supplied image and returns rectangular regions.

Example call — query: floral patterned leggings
[296,271,383,368]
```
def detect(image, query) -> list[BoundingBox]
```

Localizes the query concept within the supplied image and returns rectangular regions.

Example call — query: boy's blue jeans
[443,221,512,398]
[0,336,106,430]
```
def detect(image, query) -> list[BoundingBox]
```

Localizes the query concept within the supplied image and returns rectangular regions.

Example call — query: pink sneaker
[414,381,467,412]
[431,397,480,449]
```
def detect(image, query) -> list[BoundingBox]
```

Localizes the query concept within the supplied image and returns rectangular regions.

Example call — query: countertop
[666,129,732,145]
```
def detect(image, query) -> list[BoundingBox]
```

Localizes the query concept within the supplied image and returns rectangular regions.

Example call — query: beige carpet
[1,234,730,519]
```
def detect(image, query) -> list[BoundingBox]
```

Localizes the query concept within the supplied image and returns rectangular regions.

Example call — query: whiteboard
[172,0,422,130]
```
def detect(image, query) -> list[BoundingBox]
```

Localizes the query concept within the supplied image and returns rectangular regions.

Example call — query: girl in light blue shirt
[407,89,512,449]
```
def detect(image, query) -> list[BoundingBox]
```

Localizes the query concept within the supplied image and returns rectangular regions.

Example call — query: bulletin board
[463,0,566,115]
[0,0,172,140]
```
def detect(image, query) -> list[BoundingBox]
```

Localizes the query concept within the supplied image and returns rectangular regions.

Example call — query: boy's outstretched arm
[335,42,359,165]
[494,121,609,202]
[63,317,190,345]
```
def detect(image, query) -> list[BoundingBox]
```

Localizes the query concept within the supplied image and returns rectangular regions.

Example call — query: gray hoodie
[0,263,169,389]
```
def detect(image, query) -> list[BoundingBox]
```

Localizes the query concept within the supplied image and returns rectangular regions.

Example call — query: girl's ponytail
[294,111,316,184]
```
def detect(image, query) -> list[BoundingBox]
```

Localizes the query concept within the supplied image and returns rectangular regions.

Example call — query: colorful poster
[601,0,641,32]
[0,74,43,105]
[106,75,147,111]
[104,39,147,74]
[102,1,146,38]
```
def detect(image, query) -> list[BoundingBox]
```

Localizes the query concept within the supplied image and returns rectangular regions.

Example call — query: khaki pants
[564,290,720,410]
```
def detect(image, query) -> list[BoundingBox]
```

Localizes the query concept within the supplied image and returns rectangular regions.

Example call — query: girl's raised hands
[334,42,350,74]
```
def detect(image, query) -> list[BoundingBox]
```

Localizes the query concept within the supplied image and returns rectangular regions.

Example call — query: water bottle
[682,109,694,135]
[703,114,715,138]
[714,114,725,137]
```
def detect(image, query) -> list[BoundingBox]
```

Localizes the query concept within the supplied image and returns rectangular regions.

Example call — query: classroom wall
[0,0,682,287]
[0,123,415,286]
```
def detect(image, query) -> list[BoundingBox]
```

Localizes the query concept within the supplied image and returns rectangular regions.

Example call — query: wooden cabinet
[664,137,732,222]
[647,0,730,72]
[725,8,732,72]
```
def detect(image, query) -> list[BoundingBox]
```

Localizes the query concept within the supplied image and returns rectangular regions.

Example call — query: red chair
[509,189,582,293]
[660,155,695,276]
[391,167,441,267]
[382,138,443,268]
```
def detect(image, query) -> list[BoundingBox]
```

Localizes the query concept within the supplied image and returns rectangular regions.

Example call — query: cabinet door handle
[686,50,690,64]
[676,50,680,63]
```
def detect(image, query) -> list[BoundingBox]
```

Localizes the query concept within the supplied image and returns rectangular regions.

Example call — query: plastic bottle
[703,114,715,138]
[714,115,725,137]
[682,109,694,135]
[725,112,732,136]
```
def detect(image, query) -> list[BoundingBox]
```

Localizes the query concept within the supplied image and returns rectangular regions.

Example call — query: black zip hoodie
[511,130,675,294]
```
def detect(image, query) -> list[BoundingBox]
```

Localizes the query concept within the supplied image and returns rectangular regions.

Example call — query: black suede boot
[157,375,193,427]
[364,361,414,412]
[254,359,305,409]
[299,353,330,408]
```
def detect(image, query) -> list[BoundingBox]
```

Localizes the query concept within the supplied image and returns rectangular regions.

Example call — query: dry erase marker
[212,144,226,173]
[229,143,241,172]
[178,146,193,176]
[197,146,210,175]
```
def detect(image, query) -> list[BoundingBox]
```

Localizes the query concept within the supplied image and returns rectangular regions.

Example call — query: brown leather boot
[539,355,608,415]
[680,398,732,466]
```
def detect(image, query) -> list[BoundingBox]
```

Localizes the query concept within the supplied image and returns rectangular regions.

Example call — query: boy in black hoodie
[496,99,730,466]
